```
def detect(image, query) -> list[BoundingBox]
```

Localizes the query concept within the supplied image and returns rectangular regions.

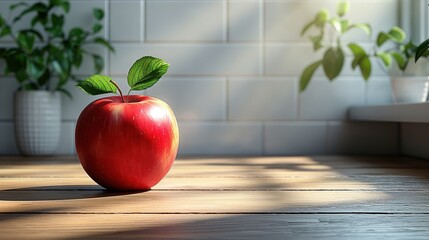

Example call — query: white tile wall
[299,77,366,120]
[264,121,328,155]
[178,121,263,156]
[110,1,142,42]
[145,1,224,42]
[0,0,400,156]
[228,77,297,120]
[228,0,260,42]
[146,77,227,121]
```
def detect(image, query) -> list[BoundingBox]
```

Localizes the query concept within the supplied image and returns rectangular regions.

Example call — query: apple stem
[109,80,126,103]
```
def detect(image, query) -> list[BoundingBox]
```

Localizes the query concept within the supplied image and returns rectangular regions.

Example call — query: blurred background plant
[300,0,425,92]
[0,0,114,97]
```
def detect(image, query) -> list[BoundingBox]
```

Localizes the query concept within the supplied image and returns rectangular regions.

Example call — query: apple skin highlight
[75,95,179,191]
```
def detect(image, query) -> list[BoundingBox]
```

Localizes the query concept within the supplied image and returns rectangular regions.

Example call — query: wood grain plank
[1,156,429,178]
[0,176,428,191]
[0,190,428,214]
[0,214,429,240]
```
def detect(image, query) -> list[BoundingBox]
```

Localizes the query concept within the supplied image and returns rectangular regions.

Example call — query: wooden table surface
[1,155,429,239]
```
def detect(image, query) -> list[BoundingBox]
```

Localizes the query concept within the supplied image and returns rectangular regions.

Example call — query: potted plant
[376,27,429,103]
[299,0,372,91]
[0,0,114,156]
[300,0,428,103]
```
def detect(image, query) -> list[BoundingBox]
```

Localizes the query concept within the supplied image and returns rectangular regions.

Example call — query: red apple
[75,95,179,191]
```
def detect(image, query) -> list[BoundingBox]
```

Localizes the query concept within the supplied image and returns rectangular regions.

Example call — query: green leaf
[376,32,389,47]
[330,19,342,33]
[391,52,407,71]
[415,39,429,62]
[340,19,349,33]
[10,2,28,10]
[92,54,104,73]
[388,26,406,43]
[314,9,329,27]
[93,8,104,20]
[309,35,323,51]
[17,32,35,52]
[376,52,392,68]
[51,14,64,29]
[26,58,45,81]
[13,2,47,23]
[61,2,70,13]
[127,56,169,91]
[94,37,114,52]
[337,1,350,17]
[348,23,371,35]
[20,29,44,41]
[348,43,367,69]
[299,60,322,92]
[0,26,11,37]
[348,43,372,80]
[92,23,102,33]
[38,69,50,87]
[301,20,314,36]
[358,56,371,80]
[323,47,344,80]
[69,28,87,44]
[76,75,117,95]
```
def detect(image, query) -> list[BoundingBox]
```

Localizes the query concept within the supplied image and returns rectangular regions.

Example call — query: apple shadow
[0,185,147,201]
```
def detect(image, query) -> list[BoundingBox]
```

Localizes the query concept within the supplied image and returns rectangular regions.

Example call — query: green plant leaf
[301,20,314,36]
[314,9,329,27]
[340,19,349,33]
[337,1,349,17]
[376,32,389,47]
[93,8,104,20]
[390,52,407,71]
[20,29,44,41]
[348,23,371,35]
[358,56,371,80]
[0,26,11,37]
[17,32,35,52]
[26,57,46,82]
[348,43,372,80]
[388,26,406,43]
[61,1,70,12]
[127,56,169,91]
[376,52,392,68]
[415,39,429,62]
[69,28,87,45]
[13,2,47,23]
[309,35,323,51]
[300,60,322,92]
[92,23,102,33]
[348,43,367,69]
[76,75,117,95]
[92,54,104,73]
[323,47,344,80]
[10,2,28,10]
[330,18,342,33]
[94,37,114,52]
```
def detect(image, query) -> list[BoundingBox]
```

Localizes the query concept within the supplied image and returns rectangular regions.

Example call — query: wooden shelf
[349,103,429,123]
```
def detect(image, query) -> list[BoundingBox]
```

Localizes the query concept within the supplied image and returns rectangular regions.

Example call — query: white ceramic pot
[390,76,429,103]
[14,91,61,156]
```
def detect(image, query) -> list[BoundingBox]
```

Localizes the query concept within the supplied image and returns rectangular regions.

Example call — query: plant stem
[109,80,125,103]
